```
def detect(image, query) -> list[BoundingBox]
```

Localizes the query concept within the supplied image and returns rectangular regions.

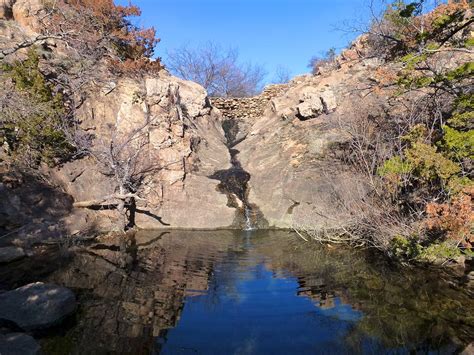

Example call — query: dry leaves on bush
[425,187,474,247]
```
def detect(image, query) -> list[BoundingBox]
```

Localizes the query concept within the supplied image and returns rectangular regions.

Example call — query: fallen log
[73,193,145,208]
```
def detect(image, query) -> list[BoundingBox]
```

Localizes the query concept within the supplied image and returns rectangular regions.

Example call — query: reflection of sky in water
[160,261,366,354]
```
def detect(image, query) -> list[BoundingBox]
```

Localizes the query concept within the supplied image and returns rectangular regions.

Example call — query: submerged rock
[0,333,41,355]
[0,247,25,263]
[0,282,76,330]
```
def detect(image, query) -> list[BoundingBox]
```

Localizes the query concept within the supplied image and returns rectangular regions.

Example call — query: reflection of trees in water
[8,229,472,353]
[40,230,241,354]
[202,242,263,309]
[250,231,473,352]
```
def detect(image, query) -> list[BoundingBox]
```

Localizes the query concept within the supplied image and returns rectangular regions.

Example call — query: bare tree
[70,85,189,231]
[72,125,157,230]
[165,42,266,97]
[307,47,338,74]
[71,109,168,231]
[272,65,292,84]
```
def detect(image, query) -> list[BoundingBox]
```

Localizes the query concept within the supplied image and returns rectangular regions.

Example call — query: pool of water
[3,230,472,354]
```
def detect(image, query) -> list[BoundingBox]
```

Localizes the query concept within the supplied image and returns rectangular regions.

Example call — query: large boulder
[0,333,41,355]
[0,282,76,330]
[296,87,337,120]
[146,76,210,118]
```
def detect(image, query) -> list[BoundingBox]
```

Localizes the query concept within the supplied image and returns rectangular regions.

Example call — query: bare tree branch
[165,42,266,97]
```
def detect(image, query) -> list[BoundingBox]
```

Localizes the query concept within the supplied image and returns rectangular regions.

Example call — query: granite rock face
[223,51,385,229]
[52,73,236,230]
[0,0,236,231]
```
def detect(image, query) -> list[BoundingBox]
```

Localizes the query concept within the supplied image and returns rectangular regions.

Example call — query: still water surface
[5,230,472,354]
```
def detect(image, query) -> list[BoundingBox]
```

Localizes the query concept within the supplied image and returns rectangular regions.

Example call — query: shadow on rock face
[0,167,105,247]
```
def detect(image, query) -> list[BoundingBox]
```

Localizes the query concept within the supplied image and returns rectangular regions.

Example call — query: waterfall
[244,206,256,231]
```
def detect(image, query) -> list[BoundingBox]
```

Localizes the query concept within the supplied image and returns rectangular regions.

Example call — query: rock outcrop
[49,73,236,231]
[221,53,386,229]
[0,0,415,232]
[196,42,384,230]
[0,0,238,232]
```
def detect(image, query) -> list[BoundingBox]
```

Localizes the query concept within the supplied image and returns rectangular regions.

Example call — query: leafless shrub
[308,47,339,75]
[272,65,292,84]
[165,42,266,97]
[292,172,417,251]
[71,88,186,231]
[72,114,163,230]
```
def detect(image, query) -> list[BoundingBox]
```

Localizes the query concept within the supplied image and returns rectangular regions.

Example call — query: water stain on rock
[209,118,267,230]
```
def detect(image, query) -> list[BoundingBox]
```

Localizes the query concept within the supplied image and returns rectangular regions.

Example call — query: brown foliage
[111,58,163,76]
[45,0,160,66]
[425,187,474,246]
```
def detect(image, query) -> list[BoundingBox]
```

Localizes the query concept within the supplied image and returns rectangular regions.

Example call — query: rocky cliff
[50,73,237,231]
[1,0,469,237]
[0,1,392,235]
[0,0,237,235]
[237,57,380,229]
[208,49,386,230]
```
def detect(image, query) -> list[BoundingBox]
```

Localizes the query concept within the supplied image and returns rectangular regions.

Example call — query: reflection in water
[5,230,471,354]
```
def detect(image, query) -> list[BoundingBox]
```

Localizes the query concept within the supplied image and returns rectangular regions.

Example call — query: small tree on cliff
[70,88,186,231]
[71,111,171,231]
[0,0,162,99]
[165,42,266,97]
[72,125,155,230]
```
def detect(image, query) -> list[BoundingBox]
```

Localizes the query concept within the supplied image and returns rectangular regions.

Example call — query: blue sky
[117,0,377,81]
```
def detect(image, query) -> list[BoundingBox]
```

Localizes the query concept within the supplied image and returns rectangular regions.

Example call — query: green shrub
[390,235,422,260]
[1,48,73,165]
[466,37,474,48]
[390,236,469,263]
[405,142,460,182]
[448,93,474,130]
[417,242,462,262]
[440,126,474,160]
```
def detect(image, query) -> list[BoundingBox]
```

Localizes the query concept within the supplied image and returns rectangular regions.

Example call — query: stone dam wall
[210,84,289,120]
